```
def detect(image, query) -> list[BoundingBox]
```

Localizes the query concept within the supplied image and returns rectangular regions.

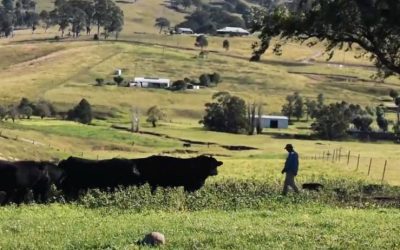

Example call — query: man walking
[281,144,299,195]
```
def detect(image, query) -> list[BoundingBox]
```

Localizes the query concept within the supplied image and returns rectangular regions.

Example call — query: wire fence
[0,130,105,160]
[303,148,400,185]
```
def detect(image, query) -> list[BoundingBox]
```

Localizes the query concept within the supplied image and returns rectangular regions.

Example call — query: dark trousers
[282,172,299,195]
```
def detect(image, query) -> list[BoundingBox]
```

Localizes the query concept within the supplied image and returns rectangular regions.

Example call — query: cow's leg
[63,187,80,202]
[14,188,28,205]
[1,190,15,205]
[150,185,157,194]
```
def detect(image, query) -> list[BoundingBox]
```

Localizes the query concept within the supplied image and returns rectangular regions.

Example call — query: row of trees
[0,0,39,36]
[0,97,94,125]
[170,72,222,91]
[200,90,400,140]
[0,0,124,39]
[0,98,56,122]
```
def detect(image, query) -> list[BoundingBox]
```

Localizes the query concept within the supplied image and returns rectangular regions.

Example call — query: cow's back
[58,157,141,189]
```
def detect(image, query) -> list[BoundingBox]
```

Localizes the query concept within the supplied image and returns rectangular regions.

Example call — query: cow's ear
[132,164,140,176]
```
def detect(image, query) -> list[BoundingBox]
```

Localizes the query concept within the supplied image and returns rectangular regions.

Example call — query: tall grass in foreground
[75,179,400,211]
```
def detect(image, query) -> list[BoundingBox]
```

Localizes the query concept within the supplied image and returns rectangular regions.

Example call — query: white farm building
[216,27,250,36]
[176,27,194,34]
[129,77,170,88]
[256,115,289,129]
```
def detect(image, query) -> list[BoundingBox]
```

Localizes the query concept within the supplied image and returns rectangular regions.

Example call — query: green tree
[146,106,166,127]
[67,98,93,124]
[182,0,191,10]
[171,80,187,91]
[281,93,295,122]
[201,92,248,134]
[0,9,13,37]
[39,10,52,32]
[390,89,399,101]
[209,72,221,85]
[35,102,51,119]
[0,105,7,121]
[103,5,123,39]
[113,75,124,85]
[251,0,400,78]
[304,98,318,121]
[293,92,303,121]
[352,115,373,132]
[154,17,170,33]
[223,39,230,51]
[195,35,208,51]
[2,0,13,11]
[199,73,211,86]
[312,102,352,140]
[8,105,18,123]
[21,106,33,119]
[376,106,388,132]
[95,78,104,86]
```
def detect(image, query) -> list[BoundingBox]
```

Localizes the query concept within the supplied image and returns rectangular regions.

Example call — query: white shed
[216,27,250,36]
[130,77,170,88]
[256,115,289,129]
[176,27,194,34]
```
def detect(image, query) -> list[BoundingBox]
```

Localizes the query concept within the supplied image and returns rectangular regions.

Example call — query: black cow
[132,155,223,192]
[0,160,59,205]
[57,157,142,199]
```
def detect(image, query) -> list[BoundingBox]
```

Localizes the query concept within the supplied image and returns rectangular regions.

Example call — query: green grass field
[1,10,400,247]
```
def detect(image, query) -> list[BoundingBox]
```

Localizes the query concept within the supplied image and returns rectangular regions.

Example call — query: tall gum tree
[250,0,400,78]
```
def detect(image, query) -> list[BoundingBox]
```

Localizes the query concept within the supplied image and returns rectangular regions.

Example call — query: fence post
[367,158,372,176]
[332,149,336,163]
[356,154,360,171]
[381,160,387,184]
[338,148,342,162]
[347,151,351,165]
[322,151,325,160]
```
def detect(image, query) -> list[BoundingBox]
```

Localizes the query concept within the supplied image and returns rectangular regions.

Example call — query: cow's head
[197,155,223,176]
[44,161,66,189]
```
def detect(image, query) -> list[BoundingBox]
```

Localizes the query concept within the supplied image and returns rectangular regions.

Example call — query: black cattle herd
[0,155,223,205]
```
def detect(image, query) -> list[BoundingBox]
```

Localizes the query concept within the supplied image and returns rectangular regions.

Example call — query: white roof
[134,77,170,83]
[216,27,250,34]
[256,115,289,120]
[177,28,193,32]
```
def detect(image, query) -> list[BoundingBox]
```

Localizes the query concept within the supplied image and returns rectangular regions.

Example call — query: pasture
[0,31,400,248]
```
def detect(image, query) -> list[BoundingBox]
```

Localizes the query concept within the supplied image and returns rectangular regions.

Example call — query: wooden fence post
[332,149,336,163]
[347,151,351,165]
[356,154,360,171]
[367,158,372,176]
[338,148,342,162]
[381,160,387,184]
[322,151,325,160]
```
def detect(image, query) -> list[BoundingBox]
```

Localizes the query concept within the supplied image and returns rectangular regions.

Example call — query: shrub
[199,74,211,86]
[67,98,93,124]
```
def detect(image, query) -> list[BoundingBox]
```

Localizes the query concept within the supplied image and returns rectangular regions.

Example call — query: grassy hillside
[1,6,400,246]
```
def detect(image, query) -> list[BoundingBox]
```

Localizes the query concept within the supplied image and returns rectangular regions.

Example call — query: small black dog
[302,183,324,191]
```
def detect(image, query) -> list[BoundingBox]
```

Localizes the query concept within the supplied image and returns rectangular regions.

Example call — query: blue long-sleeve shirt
[283,151,299,175]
